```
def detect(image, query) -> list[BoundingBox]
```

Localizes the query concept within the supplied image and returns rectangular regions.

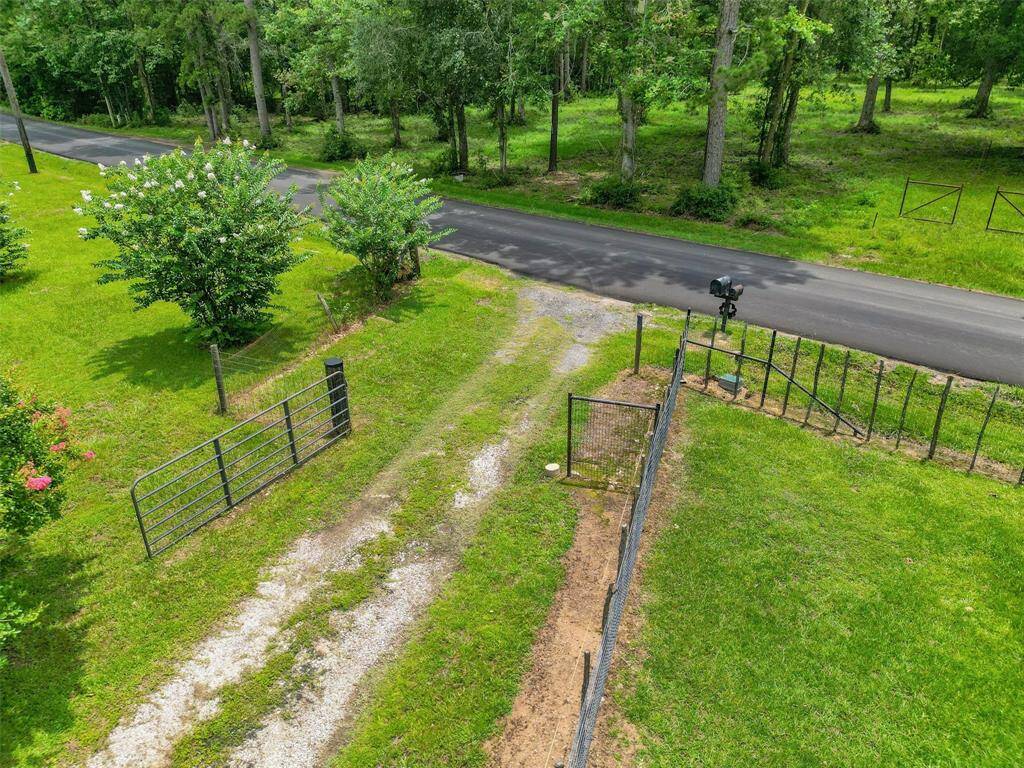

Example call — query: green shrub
[0,193,28,279]
[582,177,641,209]
[76,138,305,345]
[320,155,451,297]
[670,181,740,222]
[0,373,90,667]
[748,161,785,190]
[320,125,366,162]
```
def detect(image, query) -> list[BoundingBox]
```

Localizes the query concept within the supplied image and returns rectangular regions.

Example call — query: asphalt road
[3,113,1022,385]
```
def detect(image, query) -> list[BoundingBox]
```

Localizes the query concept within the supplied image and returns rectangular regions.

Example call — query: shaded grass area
[0,145,519,766]
[329,329,679,768]
[72,84,1024,297]
[637,308,1024,475]
[616,394,1024,766]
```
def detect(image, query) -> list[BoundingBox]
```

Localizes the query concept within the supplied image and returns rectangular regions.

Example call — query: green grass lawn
[614,393,1024,766]
[0,144,524,766]
[71,83,1024,298]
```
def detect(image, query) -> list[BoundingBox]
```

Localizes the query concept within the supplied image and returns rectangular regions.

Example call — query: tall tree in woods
[599,0,703,183]
[350,0,417,147]
[242,0,272,142]
[754,1,831,169]
[702,0,741,186]
[945,0,1024,118]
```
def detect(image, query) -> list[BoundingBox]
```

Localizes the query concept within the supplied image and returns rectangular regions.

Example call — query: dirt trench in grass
[85,282,631,768]
[486,369,685,768]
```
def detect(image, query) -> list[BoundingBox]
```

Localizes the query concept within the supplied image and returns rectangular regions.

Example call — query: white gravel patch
[521,285,630,373]
[226,559,448,768]
[453,439,511,510]
[87,517,391,768]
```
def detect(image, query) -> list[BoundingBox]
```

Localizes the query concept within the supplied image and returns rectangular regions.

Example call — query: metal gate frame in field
[566,394,659,488]
[131,357,351,557]
[985,187,1024,235]
[898,178,963,225]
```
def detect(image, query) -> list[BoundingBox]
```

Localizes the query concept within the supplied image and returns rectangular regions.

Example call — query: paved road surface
[2,113,1021,385]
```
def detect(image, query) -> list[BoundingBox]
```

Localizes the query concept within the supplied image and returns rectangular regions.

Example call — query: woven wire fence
[131,359,351,557]
[564,332,687,767]
[567,395,659,488]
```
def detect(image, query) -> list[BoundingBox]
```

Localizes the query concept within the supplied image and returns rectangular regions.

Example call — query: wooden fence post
[782,337,802,416]
[759,330,777,409]
[731,324,748,401]
[704,322,718,387]
[832,351,851,433]
[317,292,340,331]
[866,360,885,442]
[210,343,228,415]
[970,387,1000,472]
[928,376,953,460]
[803,344,826,426]
[895,369,918,450]
[580,650,591,711]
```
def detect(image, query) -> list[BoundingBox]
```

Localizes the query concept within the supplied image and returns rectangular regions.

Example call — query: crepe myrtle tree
[319,156,451,297]
[75,139,306,345]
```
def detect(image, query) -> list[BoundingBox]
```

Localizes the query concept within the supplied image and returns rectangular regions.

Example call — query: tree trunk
[215,70,231,133]
[757,0,806,166]
[775,83,800,166]
[200,80,219,139]
[136,52,156,123]
[517,96,526,123]
[547,55,560,173]
[447,97,458,169]
[389,99,402,147]
[281,82,293,128]
[580,37,589,93]
[497,99,508,174]
[243,0,271,142]
[456,101,469,172]
[619,90,637,182]
[330,76,346,132]
[702,0,740,187]
[883,77,892,112]
[101,84,118,127]
[969,62,997,118]
[853,74,881,133]
[561,37,572,102]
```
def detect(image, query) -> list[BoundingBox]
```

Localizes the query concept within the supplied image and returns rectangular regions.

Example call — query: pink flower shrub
[50,441,67,453]
[24,475,53,491]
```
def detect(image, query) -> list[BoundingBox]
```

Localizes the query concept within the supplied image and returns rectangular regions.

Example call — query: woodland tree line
[1,0,1022,193]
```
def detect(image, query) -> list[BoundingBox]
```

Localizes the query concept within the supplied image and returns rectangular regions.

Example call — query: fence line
[564,314,689,767]
[131,357,351,557]
[634,310,1022,485]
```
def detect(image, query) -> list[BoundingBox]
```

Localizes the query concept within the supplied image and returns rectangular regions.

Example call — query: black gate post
[566,392,574,478]
[324,357,351,438]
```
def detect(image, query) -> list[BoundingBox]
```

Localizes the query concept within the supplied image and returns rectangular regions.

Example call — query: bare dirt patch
[486,371,664,768]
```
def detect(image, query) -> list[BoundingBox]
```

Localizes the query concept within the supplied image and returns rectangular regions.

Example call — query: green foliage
[0,373,86,668]
[670,181,739,221]
[581,176,642,209]
[320,155,451,296]
[319,125,366,162]
[0,194,29,279]
[76,139,305,345]
[748,160,784,189]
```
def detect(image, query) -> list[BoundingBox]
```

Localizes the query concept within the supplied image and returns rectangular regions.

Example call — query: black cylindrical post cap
[324,356,344,372]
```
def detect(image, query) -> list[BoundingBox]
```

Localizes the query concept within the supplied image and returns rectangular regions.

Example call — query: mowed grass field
[612,393,1024,766]
[78,83,1024,298]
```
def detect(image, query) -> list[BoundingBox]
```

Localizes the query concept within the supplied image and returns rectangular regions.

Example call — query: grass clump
[669,181,740,221]
[320,125,366,162]
[581,176,642,209]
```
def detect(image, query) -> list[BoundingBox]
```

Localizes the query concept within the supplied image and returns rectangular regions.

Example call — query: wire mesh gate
[566,394,659,488]
[131,357,351,557]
